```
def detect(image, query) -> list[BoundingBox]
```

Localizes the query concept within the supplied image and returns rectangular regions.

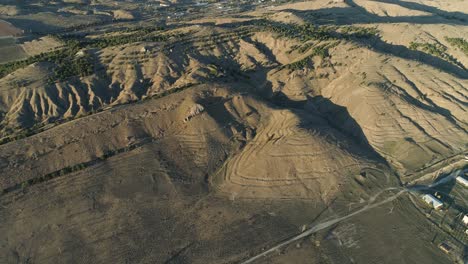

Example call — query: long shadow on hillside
[277,2,468,75]
[201,15,468,79]
[344,0,467,24]
[216,18,468,78]
[278,19,466,77]
[369,36,467,75]
[373,0,468,22]
[190,63,388,168]
[5,15,114,36]
[269,90,388,165]
[279,7,467,27]
[4,18,62,34]
[432,172,457,195]
[210,0,467,26]
[384,71,468,133]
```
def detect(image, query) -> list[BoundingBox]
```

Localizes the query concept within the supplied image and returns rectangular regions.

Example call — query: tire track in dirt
[240,164,464,264]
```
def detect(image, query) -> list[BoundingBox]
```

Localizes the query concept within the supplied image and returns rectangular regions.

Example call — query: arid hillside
[0,19,465,178]
[0,0,467,263]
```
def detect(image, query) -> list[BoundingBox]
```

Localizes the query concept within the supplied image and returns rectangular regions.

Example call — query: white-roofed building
[456,176,468,187]
[422,194,443,210]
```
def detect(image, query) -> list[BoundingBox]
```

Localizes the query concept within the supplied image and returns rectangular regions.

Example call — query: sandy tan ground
[0,19,22,36]
[0,0,467,263]
[21,36,62,56]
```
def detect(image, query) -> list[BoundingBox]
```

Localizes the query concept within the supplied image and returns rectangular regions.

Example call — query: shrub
[445,37,468,55]
[409,41,461,66]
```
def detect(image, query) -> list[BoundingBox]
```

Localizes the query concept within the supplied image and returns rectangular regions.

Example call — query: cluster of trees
[188,30,252,53]
[286,45,330,70]
[409,41,460,66]
[286,55,313,70]
[338,26,379,39]
[2,157,88,195]
[48,53,94,83]
[445,37,468,56]
[255,20,335,42]
[0,26,170,82]
[122,26,165,35]
[255,20,379,43]
[409,41,447,56]
[0,128,34,145]
[89,32,169,49]
[0,102,104,146]
[63,26,167,49]
[0,39,82,79]
[0,119,55,145]
[0,59,32,78]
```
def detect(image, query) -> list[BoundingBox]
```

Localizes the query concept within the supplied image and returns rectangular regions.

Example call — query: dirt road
[241,168,463,264]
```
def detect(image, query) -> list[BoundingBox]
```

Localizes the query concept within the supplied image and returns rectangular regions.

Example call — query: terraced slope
[0,17,466,180]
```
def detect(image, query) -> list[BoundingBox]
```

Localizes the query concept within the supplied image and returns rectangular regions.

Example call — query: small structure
[463,215,468,226]
[184,104,205,122]
[422,194,443,210]
[456,176,468,187]
[438,242,452,254]
[75,49,87,58]
[140,46,148,53]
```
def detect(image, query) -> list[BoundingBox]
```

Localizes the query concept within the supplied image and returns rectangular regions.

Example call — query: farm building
[456,176,468,187]
[438,242,452,254]
[463,215,468,225]
[422,194,443,210]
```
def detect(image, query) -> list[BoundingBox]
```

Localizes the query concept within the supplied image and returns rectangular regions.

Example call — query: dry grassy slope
[392,0,468,14]
[337,52,465,166]
[0,20,466,180]
[0,84,226,190]
[353,0,430,17]
[0,80,391,262]
[269,25,466,176]
[267,41,467,175]
[21,36,62,56]
[0,82,382,202]
[0,28,296,132]
[1,1,466,263]
[0,27,276,130]
[268,11,306,25]
[0,83,433,264]
[215,104,372,201]
[0,149,333,264]
[267,0,348,12]
[0,0,467,172]
[254,0,468,176]
[376,23,468,68]
[0,19,22,36]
